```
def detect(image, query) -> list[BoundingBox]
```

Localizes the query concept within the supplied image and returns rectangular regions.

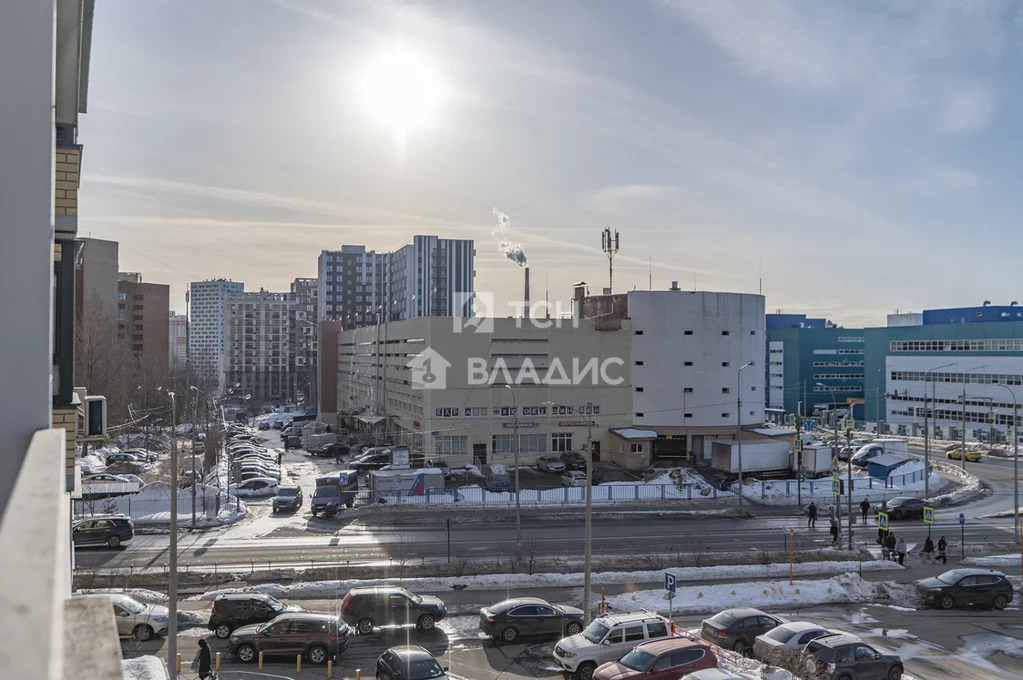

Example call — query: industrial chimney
[523,266,531,318]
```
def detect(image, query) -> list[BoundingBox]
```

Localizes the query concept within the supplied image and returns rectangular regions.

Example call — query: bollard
[215,652,221,671]
[258,651,264,670]
[327,659,333,678]
[296,654,302,672]
[176,653,181,673]
[356,669,362,680]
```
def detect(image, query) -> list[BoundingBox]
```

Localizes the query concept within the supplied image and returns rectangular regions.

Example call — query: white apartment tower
[187,279,244,376]
[221,290,293,402]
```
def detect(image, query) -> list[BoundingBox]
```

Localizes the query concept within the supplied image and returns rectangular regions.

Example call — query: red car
[593,638,717,680]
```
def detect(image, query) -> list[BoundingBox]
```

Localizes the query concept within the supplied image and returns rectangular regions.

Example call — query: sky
[80,0,1023,327]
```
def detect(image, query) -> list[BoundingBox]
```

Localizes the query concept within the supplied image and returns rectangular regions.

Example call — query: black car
[349,451,391,472]
[872,497,925,520]
[283,435,302,450]
[272,486,304,513]
[208,593,304,639]
[915,568,1014,610]
[376,645,448,680]
[700,608,784,654]
[310,443,337,458]
[71,516,134,548]
[341,586,446,634]
[559,451,587,471]
[229,612,350,665]
[800,634,903,680]
[479,597,584,643]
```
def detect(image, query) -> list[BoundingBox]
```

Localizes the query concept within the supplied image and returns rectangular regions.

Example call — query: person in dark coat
[885,532,897,561]
[829,517,839,546]
[860,497,871,524]
[196,638,213,679]
[922,535,935,563]
[807,501,818,528]
[937,536,948,564]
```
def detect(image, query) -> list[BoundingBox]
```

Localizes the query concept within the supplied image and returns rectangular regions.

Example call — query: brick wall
[52,407,77,491]
[55,146,81,217]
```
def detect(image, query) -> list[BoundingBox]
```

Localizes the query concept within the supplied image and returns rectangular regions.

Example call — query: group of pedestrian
[807,502,841,546]
[876,529,947,565]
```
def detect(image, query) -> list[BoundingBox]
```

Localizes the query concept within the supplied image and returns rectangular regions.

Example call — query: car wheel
[500,626,519,643]
[993,593,1010,610]
[132,624,154,642]
[107,535,121,548]
[236,644,257,663]
[417,614,436,631]
[887,665,903,680]
[939,594,955,610]
[732,640,748,655]
[565,621,583,636]
[892,510,904,520]
[357,618,374,635]
[214,624,232,639]
[307,644,328,665]
[577,661,597,680]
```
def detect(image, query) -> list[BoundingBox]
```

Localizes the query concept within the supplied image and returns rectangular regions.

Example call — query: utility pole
[845,427,854,551]
[601,227,619,294]
[737,362,753,515]
[167,391,178,680]
[961,388,968,472]
[583,401,594,625]
[504,384,521,547]
[875,368,882,435]
[795,411,803,509]
[995,384,1019,540]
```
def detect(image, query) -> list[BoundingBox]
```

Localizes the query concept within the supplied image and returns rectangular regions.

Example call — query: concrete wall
[0,1,56,513]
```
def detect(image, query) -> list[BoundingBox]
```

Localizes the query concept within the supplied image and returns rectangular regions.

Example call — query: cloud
[940,81,997,133]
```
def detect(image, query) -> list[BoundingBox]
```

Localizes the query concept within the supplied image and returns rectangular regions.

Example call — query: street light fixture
[166,391,179,680]
[959,365,991,471]
[817,382,851,548]
[923,363,957,502]
[501,384,521,547]
[736,361,753,516]
[993,383,1020,539]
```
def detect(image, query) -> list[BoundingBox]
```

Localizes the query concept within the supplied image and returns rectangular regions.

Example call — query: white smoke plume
[491,207,527,267]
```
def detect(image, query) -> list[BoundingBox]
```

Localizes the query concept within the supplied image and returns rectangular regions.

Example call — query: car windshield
[407,659,445,680]
[266,597,287,612]
[764,626,798,643]
[710,611,740,625]
[618,649,655,672]
[582,620,610,643]
[313,487,337,498]
[936,570,968,584]
[119,598,147,615]
[277,488,299,496]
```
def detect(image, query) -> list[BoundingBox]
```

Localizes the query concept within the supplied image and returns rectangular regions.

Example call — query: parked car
[699,608,784,654]
[258,421,271,430]
[76,592,169,641]
[229,612,349,665]
[272,486,303,513]
[375,645,449,680]
[272,420,285,430]
[753,621,843,662]
[560,451,587,470]
[479,597,584,643]
[82,473,144,497]
[562,471,587,487]
[681,671,745,680]
[872,497,925,520]
[553,612,672,680]
[426,459,452,480]
[537,455,567,473]
[850,438,872,447]
[340,586,446,635]
[105,452,141,465]
[71,515,134,548]
[594,638,716,680]
[122,448,158,463]
[484,473,513,492]
[800,634,903,680]
[312,442,338,458]
[946,447,984,462]
[208,593,304,639]
[349,450,391,472]
[283,435,302,449]
[228,478,279,497]
[915,568,1014,610]
[237,463,281,479]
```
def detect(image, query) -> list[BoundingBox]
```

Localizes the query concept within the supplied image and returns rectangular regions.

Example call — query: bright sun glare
[361,48,441,132]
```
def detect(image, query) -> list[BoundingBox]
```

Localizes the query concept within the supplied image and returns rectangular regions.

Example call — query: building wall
[922,306,1023,325]
[117,277,169,379]
[317,321,341,424]
[75,237,118,329]
[222,291,293,402]
[169,312,187,369]
[289,277,318,405]
[188,279,243,376]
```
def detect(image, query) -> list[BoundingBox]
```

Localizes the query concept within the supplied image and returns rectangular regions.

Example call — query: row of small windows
[813,361,864,367]
[435,404,600,418]
[635,330,757,336]
[812,385,861,392]
[837,336,864,342]
[891,339,1023,352]
[813,373,865,380]
[890,370,1023,386]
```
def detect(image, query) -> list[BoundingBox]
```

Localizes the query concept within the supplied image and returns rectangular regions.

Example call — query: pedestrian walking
[194,638,213,680]
[860,497,870,524]
[937,536,948,564]
[885,532,897,561]
[896,536,907,565]
[807,501,818,528]
[829,518,839,546]
[922,535,935,563]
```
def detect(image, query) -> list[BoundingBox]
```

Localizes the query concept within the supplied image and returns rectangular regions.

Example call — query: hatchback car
[72,516,134,548]
[376,645,449,680]
[560,451,587,470]
[593,638,716,680]
[76,592,169,641]
[800,634,903,680]
[208,593,304,638]
[341,586,447,634]
[350,450,392,471]
[479,597,584,643]
[537,455,567,473]
[484,473,513,492]
[229,612,349,665]
[700,608,784,654]
[105,452,141,465]
[562,471,587,487]
[272,486,303,513]
[946,447,984,462]
[229,477,279,497]
[753,621,842,663]
[915,568,1014,610]
[871,497,925,520]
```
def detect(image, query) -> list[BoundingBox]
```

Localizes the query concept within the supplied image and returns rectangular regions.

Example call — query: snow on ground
[122,655,169,680]
[79,588,169,604]
[949,634,1023,675]
[927,462,985,506]
[964,554,1021,567]
[609,573,883,616]
[82,482,246,528]
[742,463,946,507]
[190,561,900,601]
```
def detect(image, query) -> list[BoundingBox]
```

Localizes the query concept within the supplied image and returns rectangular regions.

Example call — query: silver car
[752,621,845,662]
[77,593,170,641]
[537,455,567,473]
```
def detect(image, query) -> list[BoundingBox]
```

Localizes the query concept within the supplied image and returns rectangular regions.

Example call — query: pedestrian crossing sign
[832,477,843,496]
[794,438,803,453]
[878,511,889,530]
[923,506,935,524]
[845,419,855,430]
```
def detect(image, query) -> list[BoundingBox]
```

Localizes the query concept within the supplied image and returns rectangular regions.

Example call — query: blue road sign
[878,512,889,531]
[959,512,966,526]
[664,572,676,593]
[804,421,813,432]
[923,506,935,525]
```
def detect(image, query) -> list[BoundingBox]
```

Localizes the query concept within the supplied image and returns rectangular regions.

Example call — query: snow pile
[79,588,169,604]
[191,561,899,601]
[81,482,246,528]
[964,554,1021,568]
[928,462,984,506]
[608,573,881,615]
[955,634,1023,674]
[122,656,169,680]
[489,463,509,475]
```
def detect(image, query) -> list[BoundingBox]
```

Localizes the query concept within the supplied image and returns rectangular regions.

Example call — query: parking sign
[878,511,889,530]
[664,572,676,593]
[923,506,934,525]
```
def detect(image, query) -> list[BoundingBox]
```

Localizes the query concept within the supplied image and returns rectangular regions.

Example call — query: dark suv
[229,612,349,665]
[560,451,587,471]
[800,635,903,680]
[341,586,446,635]
[72,516,134,548]
[700,608,784,654]
[916,568,1014,610]
[208,593,304,638]
[872,497,925,520]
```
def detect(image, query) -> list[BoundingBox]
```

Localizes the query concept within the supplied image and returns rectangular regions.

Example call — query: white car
[753,621,847,661]
[554,612,671,679]
[561,471,587,487]
[681,670,746,680]
[75,593,169,641]
[228,478,279,497]
[537,455,567,473]
[82,473,144,497]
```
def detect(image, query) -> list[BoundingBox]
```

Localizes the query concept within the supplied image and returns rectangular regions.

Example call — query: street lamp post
[960,365,991,471]
[875,368,882,435]
[503,384,521,548]
[817,383,843,541]
[583,401,594,625]
[994,383,1020,539]
[737,362,753,515]
[167,391,178,680]
[923,363,957,502]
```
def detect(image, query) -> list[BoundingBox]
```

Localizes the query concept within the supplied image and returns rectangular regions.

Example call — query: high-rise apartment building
[317,236,474,327]
[289,277,318,405]
[169,311,188,370]
[117,273,170,379]
[188,279,244,377]
[75,236,119,337]
[222,290,293,402]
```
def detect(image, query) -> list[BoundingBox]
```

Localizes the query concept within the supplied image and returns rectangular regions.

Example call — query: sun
[361,48,441,132]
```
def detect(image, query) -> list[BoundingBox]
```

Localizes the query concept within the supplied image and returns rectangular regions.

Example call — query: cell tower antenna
[601,227,619,293]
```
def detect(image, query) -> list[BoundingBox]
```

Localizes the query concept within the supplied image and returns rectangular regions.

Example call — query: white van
[553,611,672,680]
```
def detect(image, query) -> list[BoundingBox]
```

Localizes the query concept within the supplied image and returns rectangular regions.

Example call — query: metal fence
[73,494,242,526]
[752,466,929,499]
[356,483,727,506]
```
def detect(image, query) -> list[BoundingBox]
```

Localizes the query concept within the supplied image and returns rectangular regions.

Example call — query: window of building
[552,405,573,415]
[635,412,644,418]
[684,361,693,366]
[579,404,599,415]
[683,387,693,393]
[435,435,468,456]
[635,360,644,366]
[634,330,644,336]
[721,330,730,336]
[721,387,730,393]
[684,330,693,336]
[630,443,644,454]
[492,435,516,453]
[722,361,730,367]
[635,387,644,392]
[517,434,546,453]
[722,412,730,417]
[551,432,573,452]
